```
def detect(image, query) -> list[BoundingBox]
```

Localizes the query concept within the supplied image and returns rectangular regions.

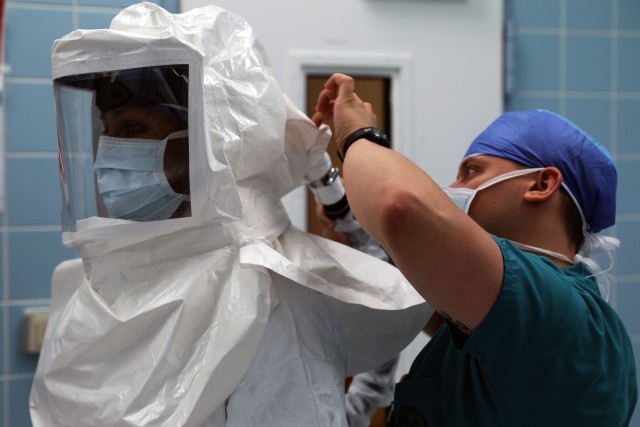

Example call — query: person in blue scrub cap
[313,73,637,427]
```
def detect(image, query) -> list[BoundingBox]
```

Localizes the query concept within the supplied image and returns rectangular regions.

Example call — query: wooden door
[305,75,391,237]
[305,74,392,427]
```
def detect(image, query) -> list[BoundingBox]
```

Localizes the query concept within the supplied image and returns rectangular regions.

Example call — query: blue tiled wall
[1,0,638,426]
[506,0,640,425]
[0,1,178,426]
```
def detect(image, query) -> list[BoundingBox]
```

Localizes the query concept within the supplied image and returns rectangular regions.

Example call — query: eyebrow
[463,156,490,168]
[100,107,130,122]
[459,158,474,170]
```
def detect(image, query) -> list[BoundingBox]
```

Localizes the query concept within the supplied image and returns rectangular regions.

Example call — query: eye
[123,121,147,136]
[459,165,479,182]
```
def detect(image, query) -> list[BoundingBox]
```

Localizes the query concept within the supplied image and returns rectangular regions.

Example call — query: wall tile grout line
[558,0,567,115]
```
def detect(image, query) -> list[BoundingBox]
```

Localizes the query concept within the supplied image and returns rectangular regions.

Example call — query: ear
[523,167,563,202]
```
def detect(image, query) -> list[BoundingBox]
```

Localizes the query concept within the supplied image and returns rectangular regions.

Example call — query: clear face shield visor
[53,64,191,231]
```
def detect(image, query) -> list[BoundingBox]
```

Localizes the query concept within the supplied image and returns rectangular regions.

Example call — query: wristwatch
[338,127,391,162]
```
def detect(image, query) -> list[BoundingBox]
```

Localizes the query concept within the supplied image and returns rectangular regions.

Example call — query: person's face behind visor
[95,104,190,221]
[100,105,190,196]
[89,64,191,221]
[55,64,192,226]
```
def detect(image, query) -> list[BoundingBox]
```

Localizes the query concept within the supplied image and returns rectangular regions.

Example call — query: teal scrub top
[389,238,637,427]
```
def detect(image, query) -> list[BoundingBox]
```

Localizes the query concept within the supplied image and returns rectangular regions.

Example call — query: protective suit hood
[52,2,327,258]
[32,4,431,426]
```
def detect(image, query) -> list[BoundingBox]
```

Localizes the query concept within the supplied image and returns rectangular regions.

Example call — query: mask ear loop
[563,183,619,301]
[475,167,543,191]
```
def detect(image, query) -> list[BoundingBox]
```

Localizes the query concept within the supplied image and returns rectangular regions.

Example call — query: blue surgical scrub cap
[464,109,616,233]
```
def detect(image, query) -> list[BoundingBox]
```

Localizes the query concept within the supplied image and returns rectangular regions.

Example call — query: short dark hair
[561,189,585,253]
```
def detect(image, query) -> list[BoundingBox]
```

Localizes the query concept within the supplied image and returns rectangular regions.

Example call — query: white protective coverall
[29,3,432,426]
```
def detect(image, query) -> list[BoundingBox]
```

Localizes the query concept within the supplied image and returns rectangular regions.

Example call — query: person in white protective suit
[29,3,432,426]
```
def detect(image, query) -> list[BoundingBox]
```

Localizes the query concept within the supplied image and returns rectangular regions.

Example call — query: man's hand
[312,73,377,151]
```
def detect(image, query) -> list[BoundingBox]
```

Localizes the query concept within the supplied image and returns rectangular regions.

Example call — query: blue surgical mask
[93,130,189,221]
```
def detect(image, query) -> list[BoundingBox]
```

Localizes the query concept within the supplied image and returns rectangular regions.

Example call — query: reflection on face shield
[93,130,190,221]
[54,64,191,224]
[94,66,188,121]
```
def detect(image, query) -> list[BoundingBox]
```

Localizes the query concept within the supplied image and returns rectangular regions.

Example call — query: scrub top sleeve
[462,238,585,382]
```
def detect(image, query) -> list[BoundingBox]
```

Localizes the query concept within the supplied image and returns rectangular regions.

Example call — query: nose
[448,179,464,189]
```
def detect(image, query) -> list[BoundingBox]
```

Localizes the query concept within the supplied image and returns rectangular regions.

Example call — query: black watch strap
[338,127,391,162]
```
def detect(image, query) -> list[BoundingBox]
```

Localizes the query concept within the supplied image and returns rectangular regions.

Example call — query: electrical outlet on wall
[24,307,50,354]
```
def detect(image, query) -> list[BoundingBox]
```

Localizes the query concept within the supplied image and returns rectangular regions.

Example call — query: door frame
[283,50,415,230]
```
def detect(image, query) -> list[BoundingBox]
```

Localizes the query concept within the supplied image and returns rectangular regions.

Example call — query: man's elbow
[377,190,424,241]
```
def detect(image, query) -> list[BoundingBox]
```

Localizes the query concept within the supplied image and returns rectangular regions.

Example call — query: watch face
[369,128,390,147]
